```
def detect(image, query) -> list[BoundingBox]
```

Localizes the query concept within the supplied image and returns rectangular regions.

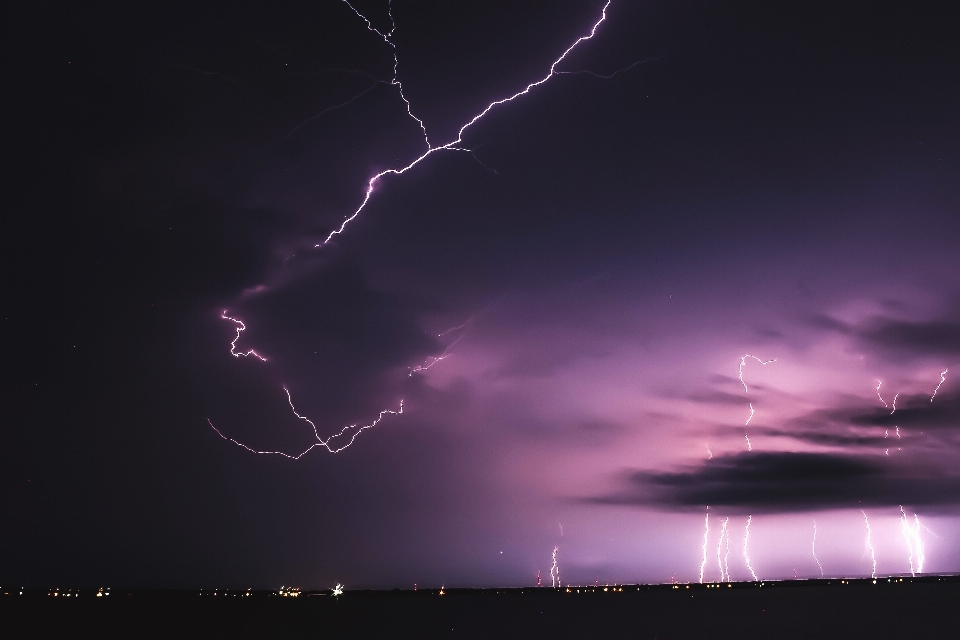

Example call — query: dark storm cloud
[591,451,960,513]
[747,391,960,450]
[809,312,960,359]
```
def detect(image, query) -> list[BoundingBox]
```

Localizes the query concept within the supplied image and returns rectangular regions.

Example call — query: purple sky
[3,0,959,589]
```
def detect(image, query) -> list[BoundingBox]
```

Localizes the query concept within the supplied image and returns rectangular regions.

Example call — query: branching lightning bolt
[931,369,948,402]
[318,0,616,247]
[743,515,758,582]
[861,510,876,579]
[215,2,640,457]
[900,506,928,577]
[208,387,402,458]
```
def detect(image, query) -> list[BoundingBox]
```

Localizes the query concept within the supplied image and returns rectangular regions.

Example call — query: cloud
[809,311,960,360]
[590,451,960,513]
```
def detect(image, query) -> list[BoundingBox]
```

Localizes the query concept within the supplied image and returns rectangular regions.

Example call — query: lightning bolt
[706,444,713,459]
[931,369,948,402]
[861,510,876,579]
[743,515,758,581]
[550,546,561,588]
[318,0,616,246]
[207,387,402,458]
[890,392,899,415]
[699,507,709,584]
[739,355,773,452]
[812,521,824,578]
[221,311,268,361]
[738,354,776,393]
[900,506,929,577]
[332,583,344,596]
[876,380,888,408]
[215,2,640,457]
[716,517,730,582]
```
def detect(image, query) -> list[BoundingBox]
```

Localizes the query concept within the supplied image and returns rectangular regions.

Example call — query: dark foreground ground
[3,576,956,639]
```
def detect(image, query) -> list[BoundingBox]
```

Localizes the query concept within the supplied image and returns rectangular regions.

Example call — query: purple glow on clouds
[5,0,959,590]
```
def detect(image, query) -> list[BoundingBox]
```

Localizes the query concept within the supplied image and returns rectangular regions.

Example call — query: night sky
[3,1,959,590]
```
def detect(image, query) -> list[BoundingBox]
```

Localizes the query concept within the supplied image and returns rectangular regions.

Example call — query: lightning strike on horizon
[207,387,403,458]
[221,312,268,361]
[716,517,730,582]
[699,507,709,584]
[812,522,824,578]
[317,0,615,247]
[743,515,758,582]
[900,506,927,577]
[931,369,948,402]
[738,354,775,393]
[550,546,561,588]
[861,510,876,579]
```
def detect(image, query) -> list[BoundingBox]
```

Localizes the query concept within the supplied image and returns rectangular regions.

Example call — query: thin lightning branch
[285,81,387,139]
[744,434,752,452]
[890,392,899,415]
[221,311,268,361]
[931,369,948,402]
[699,507,709,584]
[876,380,888,408]
[556,55,661,80]
[812,522,824,578]
[341,0,430,146]
[207,387,403,458]
[745,402,755,426]
[861,510,876,579]
[706,444,713,459]
[738,355,775,393]
[743,515,758,581]
[723,520,731,581]
[319,0,614,247]
[409,319,473,376]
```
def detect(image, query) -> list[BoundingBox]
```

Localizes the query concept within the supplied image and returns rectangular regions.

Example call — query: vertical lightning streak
[550,547,560,588]
[716,517,729,582]
[739,355,773,451]
[699,507,709,584]
[320,0,614,246]
[861,510,876,579]
[931,369,948,402]
[890,392,899,415]
[812,522,824,578]
[743,515,758,581]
